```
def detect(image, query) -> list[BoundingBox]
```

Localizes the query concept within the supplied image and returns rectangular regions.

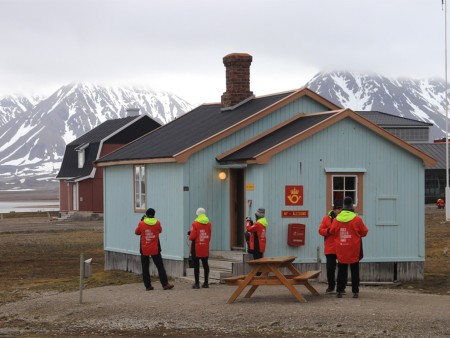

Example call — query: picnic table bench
[223,256,321,303]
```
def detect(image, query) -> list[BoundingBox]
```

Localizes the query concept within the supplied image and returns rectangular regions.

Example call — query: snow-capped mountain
[305,71,447,140]
[0,83,195,191]
[3,73,448,192]
[0,94,43,126]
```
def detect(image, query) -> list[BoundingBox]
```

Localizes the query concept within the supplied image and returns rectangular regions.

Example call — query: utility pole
[445,0,450,221]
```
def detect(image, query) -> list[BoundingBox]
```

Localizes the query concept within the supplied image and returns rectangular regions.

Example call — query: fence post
[79,253,84,304]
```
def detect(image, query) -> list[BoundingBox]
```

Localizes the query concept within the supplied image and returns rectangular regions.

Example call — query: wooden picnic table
[224,255,321,304]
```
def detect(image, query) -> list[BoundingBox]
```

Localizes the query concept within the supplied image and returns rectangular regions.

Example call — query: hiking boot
[192,283,200,289]
[145,286,154,291]
[325,287,335,294]
[337,292,343,298]
[202,283,209,288]
[163,283,174,290]
[353,293,359,298]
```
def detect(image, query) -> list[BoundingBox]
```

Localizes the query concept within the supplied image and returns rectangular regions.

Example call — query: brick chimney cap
[223,53,252,61]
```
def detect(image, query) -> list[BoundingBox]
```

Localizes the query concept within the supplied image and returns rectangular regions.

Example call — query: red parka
[330,210,368,264]
[318,211,337,255]
[135,217,162,256]
[189,213,211,258]
[246,217,268,253]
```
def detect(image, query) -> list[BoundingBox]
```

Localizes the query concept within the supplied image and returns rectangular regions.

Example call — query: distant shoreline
[0,189,58,202]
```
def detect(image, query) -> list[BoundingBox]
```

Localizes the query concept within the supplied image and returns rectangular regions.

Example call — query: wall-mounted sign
[285,185,303,206]
[281,210,309,218]
[246,183,254,191]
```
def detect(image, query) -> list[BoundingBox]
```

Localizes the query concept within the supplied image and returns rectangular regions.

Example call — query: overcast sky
[0,0,446,105]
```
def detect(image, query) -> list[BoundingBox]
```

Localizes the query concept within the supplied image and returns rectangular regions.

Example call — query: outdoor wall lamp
[218,170,227,180]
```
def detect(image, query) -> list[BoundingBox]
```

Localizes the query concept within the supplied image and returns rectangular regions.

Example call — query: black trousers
[252,251,264,276]
[140,253,169,288]
[325,254,337,289]
[193,256,209,284]
[337,261,360,293]
[252,251,264,260]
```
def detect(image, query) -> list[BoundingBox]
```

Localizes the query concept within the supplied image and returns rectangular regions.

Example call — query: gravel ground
[0,277,449,337]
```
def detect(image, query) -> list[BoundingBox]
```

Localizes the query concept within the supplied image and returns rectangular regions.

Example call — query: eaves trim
[95,157,176,167]
[250,109,437,167]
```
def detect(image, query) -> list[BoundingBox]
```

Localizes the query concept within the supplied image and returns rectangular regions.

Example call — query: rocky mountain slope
[2,72,448,192]
[0,83,194,191]
[305,71,446,140]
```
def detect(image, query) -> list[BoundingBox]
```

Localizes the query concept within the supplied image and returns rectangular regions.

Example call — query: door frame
[229,168,245,250]
[72,182,79,211]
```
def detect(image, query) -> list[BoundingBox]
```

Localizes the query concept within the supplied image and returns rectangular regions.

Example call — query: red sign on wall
[285,185,303,206]
[281,210,309,218]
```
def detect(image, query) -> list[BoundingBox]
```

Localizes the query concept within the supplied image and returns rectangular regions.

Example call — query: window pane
[142,194,146,208]
[333,177,344,190]
[134,165,146,210]
[333,191,344,202]
[346,191,356,202]
[345,176,356,190]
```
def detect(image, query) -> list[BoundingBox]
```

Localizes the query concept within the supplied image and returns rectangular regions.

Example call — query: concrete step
[208,258,235,270]
[185,251,247,284]
[210,250,245,261]
[186,267,225,280]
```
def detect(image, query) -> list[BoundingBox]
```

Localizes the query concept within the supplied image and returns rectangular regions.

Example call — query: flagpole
[445,0,450,221]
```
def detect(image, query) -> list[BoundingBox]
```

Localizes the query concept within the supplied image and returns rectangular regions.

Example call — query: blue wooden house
[95,53,435,281]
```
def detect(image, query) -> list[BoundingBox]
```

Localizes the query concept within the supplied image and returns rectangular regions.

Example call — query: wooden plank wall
[104,251,185,278]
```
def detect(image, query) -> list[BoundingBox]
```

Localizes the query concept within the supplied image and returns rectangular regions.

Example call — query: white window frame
[75,143,89,169]
[326,170,365,214]
[78,149,85,168]
[331,174,358,206]
[134,164,146,212]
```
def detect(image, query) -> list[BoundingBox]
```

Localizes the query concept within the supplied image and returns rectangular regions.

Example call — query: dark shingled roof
[57,115,161,180]
[97,91,295,163]
[356,111,433,127]
[219,113,337,162]
[68,116,139,146]
[413,143,449,169]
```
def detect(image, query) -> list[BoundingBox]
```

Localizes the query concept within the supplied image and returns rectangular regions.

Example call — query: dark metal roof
[56,143,101,179]
[97,91,295,163]
[356,111,432,127]
[219,113,337,162]
[67,116,160,145]
[57,115,161,179]
[413,143,449,169]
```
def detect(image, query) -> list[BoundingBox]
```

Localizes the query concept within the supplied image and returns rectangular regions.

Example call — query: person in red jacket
[135,208,174,291]
[189,207,212,289]
[318,200,343,293]
[246,208,268,260]
[330,196,368,298]
[436,198,445,209]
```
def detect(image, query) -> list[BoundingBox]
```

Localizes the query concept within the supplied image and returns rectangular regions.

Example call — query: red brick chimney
[221,53,254,109]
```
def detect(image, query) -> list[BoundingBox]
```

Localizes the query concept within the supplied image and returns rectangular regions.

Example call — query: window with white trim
[326,172,364,214]
[134,165,146,211]
[332,175,357,206]
[75,143,89,169]
[78,149,85,168]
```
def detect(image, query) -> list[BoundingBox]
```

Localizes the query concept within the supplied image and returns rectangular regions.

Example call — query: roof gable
[217,109,436,167]
[96,88,341,166]
[57,115,160,180]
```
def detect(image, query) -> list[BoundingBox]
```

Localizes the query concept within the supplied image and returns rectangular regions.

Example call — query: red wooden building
[56,114,161,216]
